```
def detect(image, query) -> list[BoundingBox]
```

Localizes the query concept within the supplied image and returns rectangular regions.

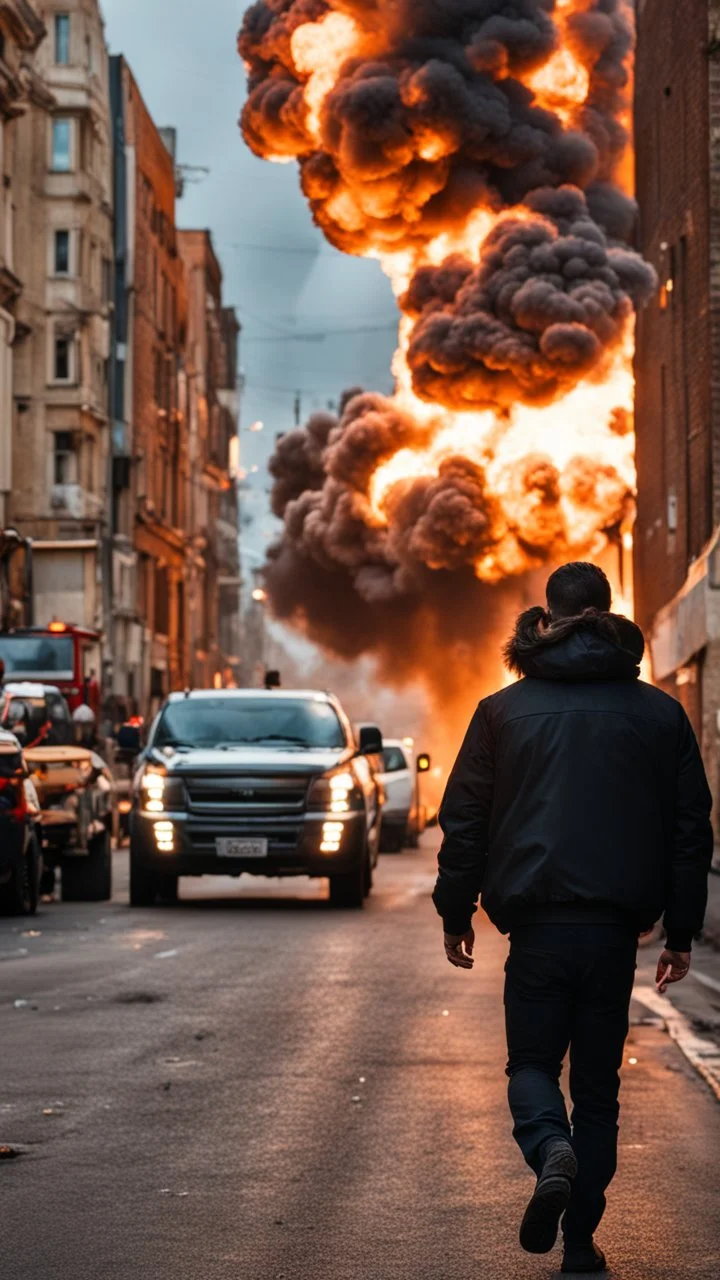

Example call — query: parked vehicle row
[0,682,115,913]
[0,677,432,916]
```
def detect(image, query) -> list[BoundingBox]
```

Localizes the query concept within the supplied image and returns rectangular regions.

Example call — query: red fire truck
[0,624,102,715]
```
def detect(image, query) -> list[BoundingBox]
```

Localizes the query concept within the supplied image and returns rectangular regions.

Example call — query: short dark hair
[546,562,612,619]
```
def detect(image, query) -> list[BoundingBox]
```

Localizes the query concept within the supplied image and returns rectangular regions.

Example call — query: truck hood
[149,746,351,776]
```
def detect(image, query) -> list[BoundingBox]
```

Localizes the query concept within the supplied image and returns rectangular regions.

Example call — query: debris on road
[114,991,165,1004]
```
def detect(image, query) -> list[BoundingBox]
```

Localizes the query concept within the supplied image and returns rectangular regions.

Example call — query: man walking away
[433,562,713,1274]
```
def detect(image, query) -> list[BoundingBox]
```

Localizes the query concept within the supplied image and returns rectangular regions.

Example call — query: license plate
[216,837,268,860]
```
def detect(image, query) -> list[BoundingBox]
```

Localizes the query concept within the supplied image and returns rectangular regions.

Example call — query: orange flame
[291,13,363,139]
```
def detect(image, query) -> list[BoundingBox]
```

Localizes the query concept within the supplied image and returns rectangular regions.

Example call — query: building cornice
[0,0,46,52]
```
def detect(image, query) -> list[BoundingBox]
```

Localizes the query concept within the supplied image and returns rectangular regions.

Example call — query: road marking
[154,949,178,960]
[633,984,720,1103]
[691,970,720,995]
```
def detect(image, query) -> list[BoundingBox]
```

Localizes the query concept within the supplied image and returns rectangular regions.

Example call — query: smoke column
[238,0,656,703]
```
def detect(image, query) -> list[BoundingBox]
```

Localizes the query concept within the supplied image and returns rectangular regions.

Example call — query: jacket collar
[504,606,645,683]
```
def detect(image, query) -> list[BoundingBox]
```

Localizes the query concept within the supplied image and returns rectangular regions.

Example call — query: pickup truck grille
[185,775,309,816]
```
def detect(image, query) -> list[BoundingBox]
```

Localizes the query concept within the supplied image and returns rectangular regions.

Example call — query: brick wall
[634,0,713,634]
[123,61,188,697]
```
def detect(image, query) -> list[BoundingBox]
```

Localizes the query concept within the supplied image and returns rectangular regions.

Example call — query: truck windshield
[0,635,74,680]
[154,697,347,750]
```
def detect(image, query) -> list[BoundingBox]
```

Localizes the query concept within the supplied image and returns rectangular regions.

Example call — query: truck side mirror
[417,753,431,773]
[358,724,383,756]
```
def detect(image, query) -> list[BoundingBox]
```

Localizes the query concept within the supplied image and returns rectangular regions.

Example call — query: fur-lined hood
[504,606,645,683]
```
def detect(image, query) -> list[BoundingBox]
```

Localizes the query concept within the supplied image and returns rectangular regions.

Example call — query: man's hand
[444,929,475,970]
[656,948,691,994]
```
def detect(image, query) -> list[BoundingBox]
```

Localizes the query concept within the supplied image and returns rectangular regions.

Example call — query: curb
[633,984,720,1103]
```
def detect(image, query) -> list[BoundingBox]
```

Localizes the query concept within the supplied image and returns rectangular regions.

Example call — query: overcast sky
[102,0,398,562]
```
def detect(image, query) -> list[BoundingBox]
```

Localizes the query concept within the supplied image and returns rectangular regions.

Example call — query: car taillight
[0,775,26,819]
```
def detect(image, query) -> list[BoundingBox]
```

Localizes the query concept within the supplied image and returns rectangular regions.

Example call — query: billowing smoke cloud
[238,0,650,689]
[265,390,632,614]
[240,0,636,254]
[403,187,656,410]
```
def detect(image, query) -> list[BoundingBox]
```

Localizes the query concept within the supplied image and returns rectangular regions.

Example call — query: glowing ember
[528,47,590,126]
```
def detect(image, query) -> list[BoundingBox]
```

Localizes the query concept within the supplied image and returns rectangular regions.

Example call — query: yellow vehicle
[24,747,114,903]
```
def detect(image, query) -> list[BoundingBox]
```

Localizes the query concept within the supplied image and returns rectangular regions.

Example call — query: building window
[54,229,70,275]
[86,33,94,73]
[102,257,112,303]
[54,432,76,485]
[53,332,75,383]
[55,14,70,65]
[51,118,72,172]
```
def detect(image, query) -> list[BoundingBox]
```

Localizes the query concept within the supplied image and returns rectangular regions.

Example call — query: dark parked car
[0,728,42,916]
[128,689,384,909]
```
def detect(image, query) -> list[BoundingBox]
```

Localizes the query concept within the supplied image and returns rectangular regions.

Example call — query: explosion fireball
[238,0,656,694]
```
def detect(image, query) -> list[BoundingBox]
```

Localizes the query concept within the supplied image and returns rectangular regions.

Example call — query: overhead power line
[243,322,397,344]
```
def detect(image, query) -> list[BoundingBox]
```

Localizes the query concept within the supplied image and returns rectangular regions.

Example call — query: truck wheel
[40,865,56,898]
[329,852,369,909]
[158,874,179,904]
[0,837,39,916]
[363,849,373,898]
[26,833,42,915]
[61,830,113,903]
[406,822,420,850]
[129,851,160,907]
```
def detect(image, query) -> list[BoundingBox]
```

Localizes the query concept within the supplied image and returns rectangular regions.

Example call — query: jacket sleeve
[663,710,714,953]
[433,701,495,935]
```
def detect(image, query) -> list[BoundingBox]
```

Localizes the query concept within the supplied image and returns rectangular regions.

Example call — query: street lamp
[252,587,268,604]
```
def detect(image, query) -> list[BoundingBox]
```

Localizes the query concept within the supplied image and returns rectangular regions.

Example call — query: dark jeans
[504,923,637,1244]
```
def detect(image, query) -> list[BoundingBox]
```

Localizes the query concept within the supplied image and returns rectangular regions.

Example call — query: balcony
[45,168,109,209]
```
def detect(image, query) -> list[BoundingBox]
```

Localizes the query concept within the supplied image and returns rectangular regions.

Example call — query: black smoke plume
[403,186,656,410]
[239,0,636,254]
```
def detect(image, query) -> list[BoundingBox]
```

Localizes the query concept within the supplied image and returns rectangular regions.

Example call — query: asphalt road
[1,840,719,1280]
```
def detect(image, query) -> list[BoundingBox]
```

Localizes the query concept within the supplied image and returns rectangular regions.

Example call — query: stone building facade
[11,0,112,640]
[1,21,241,715]
[634,0,720,824]
[0,0,48,527]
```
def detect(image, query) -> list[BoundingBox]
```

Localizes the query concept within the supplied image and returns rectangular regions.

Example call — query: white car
[378,739,430,852]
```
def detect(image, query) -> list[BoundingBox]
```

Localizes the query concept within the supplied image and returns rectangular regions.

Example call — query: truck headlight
[308,768,363,814]
[136,765,185,814]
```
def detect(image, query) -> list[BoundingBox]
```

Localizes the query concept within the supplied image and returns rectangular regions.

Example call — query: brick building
[634,1,720,816]
[11,0,112,637]
[109,58,189,715]
[178,229,241,689]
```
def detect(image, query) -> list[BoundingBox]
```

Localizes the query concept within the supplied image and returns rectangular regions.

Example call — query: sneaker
[561,1240,607,1273]
[519,1139,578,1254]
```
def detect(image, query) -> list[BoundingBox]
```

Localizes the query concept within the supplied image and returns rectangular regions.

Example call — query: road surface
[1,839,719,1280]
